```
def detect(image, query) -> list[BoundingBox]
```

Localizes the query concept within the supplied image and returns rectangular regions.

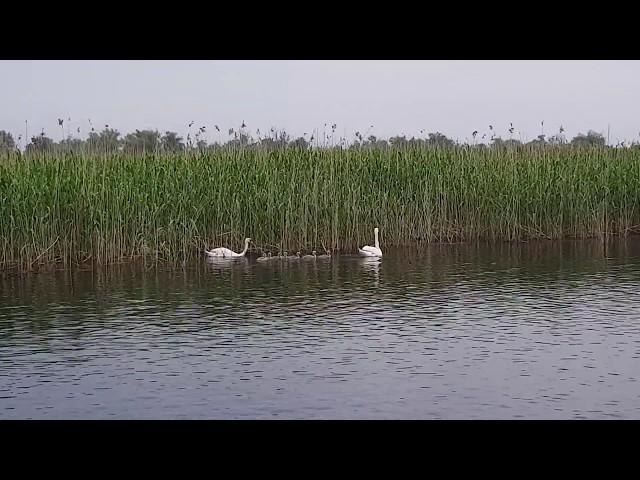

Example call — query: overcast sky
[1,60,639,147]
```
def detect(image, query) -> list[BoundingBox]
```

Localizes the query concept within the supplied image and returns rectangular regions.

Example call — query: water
[2,239,640,419]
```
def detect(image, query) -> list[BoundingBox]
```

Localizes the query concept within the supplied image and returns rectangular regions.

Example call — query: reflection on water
[2,239,640,419]
[205,256,249,273]
[358,257,380,287]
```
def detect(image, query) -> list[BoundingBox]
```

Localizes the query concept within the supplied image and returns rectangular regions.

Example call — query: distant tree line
[0,125,635,156]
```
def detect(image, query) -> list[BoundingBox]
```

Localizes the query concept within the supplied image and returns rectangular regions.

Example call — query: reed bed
[2,144,640,270]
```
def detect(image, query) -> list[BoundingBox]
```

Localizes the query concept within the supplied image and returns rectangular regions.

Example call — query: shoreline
[1,235,636,276]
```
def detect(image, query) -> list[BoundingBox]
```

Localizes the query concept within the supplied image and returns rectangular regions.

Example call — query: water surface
[2,239,640,419]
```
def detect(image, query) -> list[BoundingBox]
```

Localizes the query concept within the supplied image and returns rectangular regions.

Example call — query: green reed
[2,144,640,270]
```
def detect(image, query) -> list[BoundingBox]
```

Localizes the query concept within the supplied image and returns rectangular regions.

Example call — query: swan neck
[240,239,249,256]
[374,229,379,249]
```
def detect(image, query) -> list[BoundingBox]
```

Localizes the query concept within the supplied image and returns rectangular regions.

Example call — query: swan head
[312,250,316,255]
[245,237,251,244]
[374,228,379,234]
[296,251,301,257]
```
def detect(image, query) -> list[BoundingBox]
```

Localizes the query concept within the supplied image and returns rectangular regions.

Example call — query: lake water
[2,239,640,419]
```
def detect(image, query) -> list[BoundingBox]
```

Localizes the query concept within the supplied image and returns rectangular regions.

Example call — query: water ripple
[2,239,640,418]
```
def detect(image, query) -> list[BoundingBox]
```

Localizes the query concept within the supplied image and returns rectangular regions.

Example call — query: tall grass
[2,144,640,270]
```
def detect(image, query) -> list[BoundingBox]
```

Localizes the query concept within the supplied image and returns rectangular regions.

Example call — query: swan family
[205,228,383,260]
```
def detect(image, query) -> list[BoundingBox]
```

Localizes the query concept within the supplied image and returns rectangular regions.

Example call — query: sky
[1,60,639,148]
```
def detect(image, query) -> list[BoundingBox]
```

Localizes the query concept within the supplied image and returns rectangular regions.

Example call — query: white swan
[302,251,317,260]
[358,227,382,257]
[316,250,331,259]
[205,237,251,258]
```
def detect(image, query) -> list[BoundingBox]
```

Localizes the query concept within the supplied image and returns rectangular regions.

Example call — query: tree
[226,132,252,148]
[25,134,55,154]
[161,131,185,152]
[408,137,426,148]
[365,135,388,149]
[504,139,522,147]
[57,137,86,153]
[0,130,16,154]
[527,135,547,147]
[491,137,521,148]
[254,130,288,150]
[289,137,309,149]
[426,132,455,147]
[88,128,122,153]
[123,129,161,154]
[389,135,409,148]
[547,134,566,146]
[571,130,606,147]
